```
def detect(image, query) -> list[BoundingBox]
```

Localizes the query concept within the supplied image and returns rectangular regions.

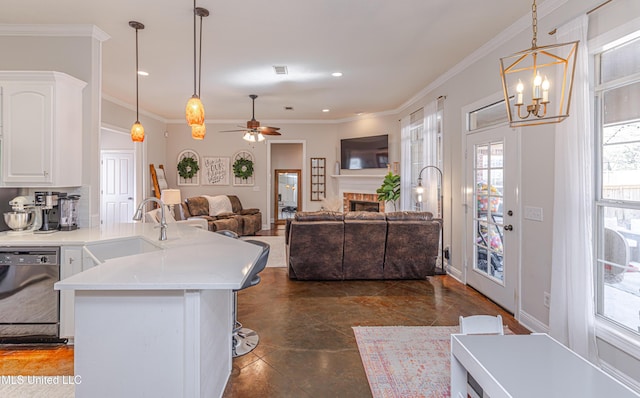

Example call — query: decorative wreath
[177,156,199,179]
[233,157,254,180]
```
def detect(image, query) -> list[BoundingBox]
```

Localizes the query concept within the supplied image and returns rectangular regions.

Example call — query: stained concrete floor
[223,268,529,397]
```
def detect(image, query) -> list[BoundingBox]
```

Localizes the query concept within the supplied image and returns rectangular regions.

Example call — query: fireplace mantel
[331,174,386,201]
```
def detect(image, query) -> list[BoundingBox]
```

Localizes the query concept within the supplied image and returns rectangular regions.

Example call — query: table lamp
[161,189,182,217]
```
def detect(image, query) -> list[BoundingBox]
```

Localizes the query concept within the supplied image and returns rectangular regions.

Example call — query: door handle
[128,197,133,200]
[504,225,513,231]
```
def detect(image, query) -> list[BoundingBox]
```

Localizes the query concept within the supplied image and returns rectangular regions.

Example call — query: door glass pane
[473,140,505,282]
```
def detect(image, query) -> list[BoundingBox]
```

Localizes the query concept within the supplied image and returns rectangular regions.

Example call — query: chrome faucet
[132,197,167,241]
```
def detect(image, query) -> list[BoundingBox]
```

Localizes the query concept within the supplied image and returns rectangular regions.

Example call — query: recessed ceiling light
[137,70,149,76]
[322,109,330,113]
[331,72,343,77]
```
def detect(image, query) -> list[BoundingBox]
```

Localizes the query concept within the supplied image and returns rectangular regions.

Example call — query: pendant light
[186,1,209,139]
[129,21,145,142]
[499,0,578,127]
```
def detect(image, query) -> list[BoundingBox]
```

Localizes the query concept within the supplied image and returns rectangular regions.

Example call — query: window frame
[593,32,640,359]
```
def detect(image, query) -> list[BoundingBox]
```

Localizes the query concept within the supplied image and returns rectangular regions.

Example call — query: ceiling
[1,0,531,122]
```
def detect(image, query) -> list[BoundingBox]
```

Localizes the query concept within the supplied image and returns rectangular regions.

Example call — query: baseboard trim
[518,310,549,333]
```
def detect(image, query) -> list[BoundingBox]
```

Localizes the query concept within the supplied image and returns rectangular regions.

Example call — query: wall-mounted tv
[340,134,389,170]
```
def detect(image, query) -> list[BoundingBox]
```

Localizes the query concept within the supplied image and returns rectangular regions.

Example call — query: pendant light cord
[198,12,203,97]
[193,0,197,97]
[135,26,140,121]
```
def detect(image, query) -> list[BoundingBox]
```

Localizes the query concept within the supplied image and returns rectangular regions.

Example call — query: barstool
[215,230,270,357]
[233,240,269,356]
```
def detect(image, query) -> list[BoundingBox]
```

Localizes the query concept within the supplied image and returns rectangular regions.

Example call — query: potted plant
[376,172,400,211]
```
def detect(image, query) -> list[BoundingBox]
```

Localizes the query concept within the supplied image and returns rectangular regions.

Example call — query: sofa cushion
[295,211,344,222]
[185,197,210,217]
[203,195,233,216]
[385,211,433,221]
[344,211,386,221]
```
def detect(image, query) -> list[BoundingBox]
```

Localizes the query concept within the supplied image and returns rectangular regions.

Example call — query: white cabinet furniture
[59,246,83,339]
[450,333,640,398]
[0,71,86,187]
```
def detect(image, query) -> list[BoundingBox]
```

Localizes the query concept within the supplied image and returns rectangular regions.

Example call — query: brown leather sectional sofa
[286,210,440,280]
[176,195,262,236]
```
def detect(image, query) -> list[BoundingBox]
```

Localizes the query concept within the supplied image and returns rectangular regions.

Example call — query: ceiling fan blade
[219,129,250,133]
[261,131,282,136]
[257,126,281,133]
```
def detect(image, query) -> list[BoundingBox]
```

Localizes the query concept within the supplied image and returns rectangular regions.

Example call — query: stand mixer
[4,196,42,235]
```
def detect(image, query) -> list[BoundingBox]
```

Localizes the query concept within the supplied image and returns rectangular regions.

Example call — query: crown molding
[102,94,167,124]
[0,24,110,42]
[395,0,568,115]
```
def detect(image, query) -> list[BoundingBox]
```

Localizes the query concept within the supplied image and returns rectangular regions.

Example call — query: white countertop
[0,223,264,291]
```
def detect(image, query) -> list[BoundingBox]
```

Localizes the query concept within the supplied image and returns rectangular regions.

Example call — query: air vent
[273,65,288,75]
[284,106,294,111]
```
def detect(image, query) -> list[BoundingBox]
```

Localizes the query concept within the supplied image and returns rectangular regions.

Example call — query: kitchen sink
[84,236,163,264]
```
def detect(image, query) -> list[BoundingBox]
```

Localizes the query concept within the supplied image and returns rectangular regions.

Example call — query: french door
[465,125,519,313]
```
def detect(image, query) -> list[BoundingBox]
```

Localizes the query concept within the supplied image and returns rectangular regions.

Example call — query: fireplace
[343,192,384,213]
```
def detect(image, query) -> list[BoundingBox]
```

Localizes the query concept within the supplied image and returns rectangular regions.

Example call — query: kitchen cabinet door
[60,246,83,339]
[1,83,53,184]
[0,71,86,187]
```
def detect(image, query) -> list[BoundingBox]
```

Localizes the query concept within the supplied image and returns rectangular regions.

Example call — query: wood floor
[0,226,529,396]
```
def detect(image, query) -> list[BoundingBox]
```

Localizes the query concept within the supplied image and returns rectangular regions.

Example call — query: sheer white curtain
[421,101,439,216]
[400,115,412,211]
[549,14,597,362]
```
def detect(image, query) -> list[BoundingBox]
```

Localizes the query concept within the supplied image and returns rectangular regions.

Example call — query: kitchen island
[47,223,263,398]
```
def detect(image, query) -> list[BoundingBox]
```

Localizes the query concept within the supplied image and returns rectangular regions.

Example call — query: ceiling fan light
[131,121,145,142]
[191,123,206,140]
[243,132,256,142]
[186,96,205,126]
[257,133,265,142]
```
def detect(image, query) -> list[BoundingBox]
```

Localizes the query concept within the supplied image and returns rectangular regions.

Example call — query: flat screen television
[340,134,389,170]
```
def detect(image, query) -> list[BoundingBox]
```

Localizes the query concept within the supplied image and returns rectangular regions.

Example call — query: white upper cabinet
[0,71,86,187]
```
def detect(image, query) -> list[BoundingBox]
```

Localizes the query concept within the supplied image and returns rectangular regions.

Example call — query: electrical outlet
[544,292,550,308]
[444,247,450,260]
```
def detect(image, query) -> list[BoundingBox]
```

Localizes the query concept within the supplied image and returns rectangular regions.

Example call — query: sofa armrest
[238,208,260,216]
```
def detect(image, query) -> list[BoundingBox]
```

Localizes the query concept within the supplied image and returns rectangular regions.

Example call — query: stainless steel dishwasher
[0,246,66,343]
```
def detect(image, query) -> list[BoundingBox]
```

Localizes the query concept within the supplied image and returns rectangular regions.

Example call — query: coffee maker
[34,191,59,233]
[58,194,80,231]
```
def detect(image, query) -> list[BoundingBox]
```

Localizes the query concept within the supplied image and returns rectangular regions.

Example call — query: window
[595,35,640,335]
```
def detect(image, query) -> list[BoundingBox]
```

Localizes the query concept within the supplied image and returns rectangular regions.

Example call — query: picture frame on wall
[202,156,230,185]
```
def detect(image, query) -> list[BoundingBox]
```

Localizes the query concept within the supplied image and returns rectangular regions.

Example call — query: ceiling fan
[220,94,281,142]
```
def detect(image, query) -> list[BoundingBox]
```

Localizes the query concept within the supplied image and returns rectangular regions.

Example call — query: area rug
[353,326,455,398]
[241,235,285,267]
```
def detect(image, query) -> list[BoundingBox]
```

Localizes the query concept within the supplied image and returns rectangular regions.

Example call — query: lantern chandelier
[499,0,578,127]
[129,21,145,142]
[186,0,209,139]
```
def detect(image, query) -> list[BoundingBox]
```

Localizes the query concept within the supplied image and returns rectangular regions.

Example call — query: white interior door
[101,150,135,226]
[465,125,519,313]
